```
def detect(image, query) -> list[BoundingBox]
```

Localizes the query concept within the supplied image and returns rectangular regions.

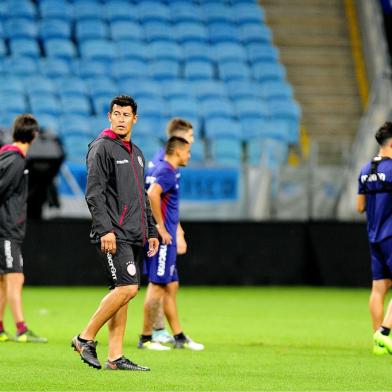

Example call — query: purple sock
[16,321,27,335]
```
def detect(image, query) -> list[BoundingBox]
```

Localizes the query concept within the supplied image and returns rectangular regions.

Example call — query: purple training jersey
[146,159,180,245]
[358,157,392,243]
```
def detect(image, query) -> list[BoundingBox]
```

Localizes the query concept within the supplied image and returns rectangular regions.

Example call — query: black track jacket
[86,129,157,246]
[0,145,28,241]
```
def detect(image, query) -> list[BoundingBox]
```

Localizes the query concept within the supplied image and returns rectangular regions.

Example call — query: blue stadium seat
[247,137,288,168]
[88,76,118,98]
[44,38,77,61]
[111,59,149,80]
[168,96,199,118]
[188,139,205,164]
[9,38,40,58]
[170,3,203,24]
[79,39,117,64]
[91,94,114,115]
[105,1,136,23]
[234,97,269,119]
[247,43,279,64]
[190,80,227,100]
[63,134,92,164]
[261,80,293,101]
[75,20,109,42]
[110,21,142,41]
[202,3,235,24]
[210,138,243,167]
[5,18,37,39]
[73,58,109,79]
[40,58,72,79]
[175,22,209,43]
[36,113,60,134]
[182,42,214,63]
[5,56,39,78]
[208,22,240,44]
[73,1,104,21]
[122,79,162,99]
[39,19,71,40]
[150,59,181,81]
[89,115,108,134]
[0,75,25,94]
[29,93,61,116]
[226,80,264,100]
[0,3,8,21]
[0,112,17,128]
[132,135,163,161]
[205,118,242,139]
[160,79,191,100]
[25,75,56,95]
[201,97,235,120]
[218,60,252,81]
[143,21,176,42]
[0,92,28,115]
[60,115,93,136]
[149,41,183,62]
[0,23,4,40]
[241,117,269,140]
[39,0,74,21]
[239,23,272,44]
[134,117,166,138]
[138,2,171,24]
[252,62,286,82]
[232,3,265,25]
[137,97,166,119]
[60,95,92,116]
[213,42,247,63]
[184,60,215,80]
[6,0,36,20]
[116,40,150,62]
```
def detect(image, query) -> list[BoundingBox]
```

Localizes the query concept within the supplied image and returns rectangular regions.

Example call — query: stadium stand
[0,0,300,199]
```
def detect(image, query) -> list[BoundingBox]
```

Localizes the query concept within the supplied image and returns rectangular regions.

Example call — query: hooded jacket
[86,129,157,245]
[0,145,28,241]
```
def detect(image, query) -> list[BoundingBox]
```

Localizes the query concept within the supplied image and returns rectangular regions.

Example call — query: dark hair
[375,122,392,146]
[166,118,193,138]
[13,114,39,143]
[165,136,189,155]
[110,95,137,115]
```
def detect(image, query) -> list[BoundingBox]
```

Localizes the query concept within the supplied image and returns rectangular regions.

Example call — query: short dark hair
[110,95,137,115]
[165,136,189,155]
[12,114,39,143]
[166,118,193,138]
[375,122,392,146]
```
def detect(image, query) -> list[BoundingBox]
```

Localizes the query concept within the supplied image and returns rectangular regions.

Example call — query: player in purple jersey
[138,136,204,351]
[357,122,392,355]
[145,118,194,344]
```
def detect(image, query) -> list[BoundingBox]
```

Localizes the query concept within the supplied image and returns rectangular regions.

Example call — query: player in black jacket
[0,114,47,343]
[71,95,159,371]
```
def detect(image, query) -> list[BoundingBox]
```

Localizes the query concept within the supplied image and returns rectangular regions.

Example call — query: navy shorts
[0,239,23,274]
[145,244,178,285]
[369,237,392,280]
[96,241,143,290]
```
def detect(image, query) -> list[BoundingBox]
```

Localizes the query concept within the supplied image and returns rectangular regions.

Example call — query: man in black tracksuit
[0,114,47,343]
[71,95,159,371]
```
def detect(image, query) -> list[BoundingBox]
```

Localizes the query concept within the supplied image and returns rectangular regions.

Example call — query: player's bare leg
[369,279,391,331]
[153,301,165,330]
[0,275,8,341]
[163,281,181,335]
[108,302,128,361]
[5,273,25,323]
[80,285,138,341]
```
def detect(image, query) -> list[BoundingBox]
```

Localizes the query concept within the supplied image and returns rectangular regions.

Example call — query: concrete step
[261,0,342,7]
[299,95,361,113]
[266,14,346,29]
[265,5,344,17]
[295,83,358,95]
[273,33,350,47]
[287,65,356,83]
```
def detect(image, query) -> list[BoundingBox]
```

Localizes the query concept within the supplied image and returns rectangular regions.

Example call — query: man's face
[177,143,191,167]
[108,104,137,139]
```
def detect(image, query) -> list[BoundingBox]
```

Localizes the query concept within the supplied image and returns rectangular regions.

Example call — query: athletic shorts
[96,241,143,290]
[369,237,392,280]
[144,244,178,285]
[0,239,23,274]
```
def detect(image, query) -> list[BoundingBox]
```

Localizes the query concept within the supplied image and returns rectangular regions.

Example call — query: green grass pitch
[1,286,392,391]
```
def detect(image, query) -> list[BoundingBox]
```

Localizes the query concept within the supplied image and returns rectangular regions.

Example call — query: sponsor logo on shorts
[127,261,136,276]
[106,252,117,281]
[4,240,13,268]
[157,245,167,277]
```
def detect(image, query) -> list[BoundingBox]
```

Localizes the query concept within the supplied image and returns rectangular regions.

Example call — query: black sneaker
[104,356,150,371]
[71,336,101,369]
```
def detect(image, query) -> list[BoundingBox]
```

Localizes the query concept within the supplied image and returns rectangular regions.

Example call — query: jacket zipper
[129,148,147,244]
[118,204,128,226]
